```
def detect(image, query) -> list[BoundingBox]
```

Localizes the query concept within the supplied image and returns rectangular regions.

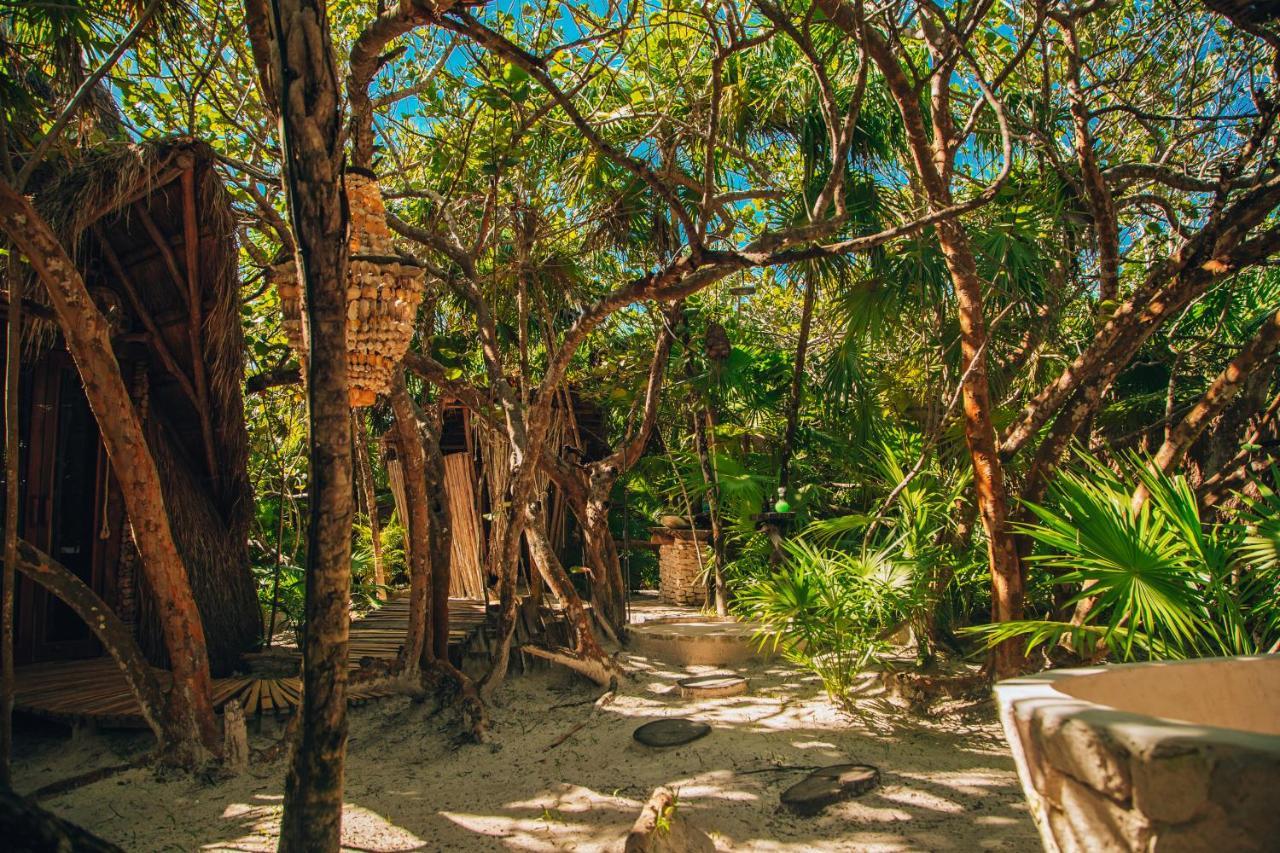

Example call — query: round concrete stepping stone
[678,674,748,699]
[633,718,711,748]
[781,764,880,815]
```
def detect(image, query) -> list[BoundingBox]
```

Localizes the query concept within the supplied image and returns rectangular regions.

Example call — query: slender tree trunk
[579,498,624,626]
[479,473,531,699]
[419,401,452,661]
[263,0,353,847]
[934,219,1026,677]
[353,414,385,597]
[523,503,617,688]
[538,304,678,633]
[266,454,288,646]
[690,407,728,616]
[1061,15,1120,307]
[849,16,1025,677]
[0,178,218,763]
[1141,307,1280,498]
[1,261,19,788]
[779,264,817,491]
[389,378,432,673]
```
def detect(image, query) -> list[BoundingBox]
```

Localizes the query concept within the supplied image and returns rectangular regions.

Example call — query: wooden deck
[12,596,490,728]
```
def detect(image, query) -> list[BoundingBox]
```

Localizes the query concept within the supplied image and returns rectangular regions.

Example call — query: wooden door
[14,353,114,663]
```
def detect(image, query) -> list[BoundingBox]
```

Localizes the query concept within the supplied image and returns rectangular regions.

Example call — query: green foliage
[736,537,920,710]
[966,455,1280,661]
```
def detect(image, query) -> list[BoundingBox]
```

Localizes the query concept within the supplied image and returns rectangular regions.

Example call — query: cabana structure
[4,139,259,682]
[382,391,611,602]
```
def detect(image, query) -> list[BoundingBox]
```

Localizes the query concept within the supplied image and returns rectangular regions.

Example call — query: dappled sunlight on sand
[13,604,1037,851]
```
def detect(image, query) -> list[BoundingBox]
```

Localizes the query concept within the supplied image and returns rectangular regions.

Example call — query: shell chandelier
[270,168,425,407]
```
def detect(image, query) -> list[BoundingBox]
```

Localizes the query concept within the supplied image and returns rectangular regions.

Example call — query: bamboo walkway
[12,596,490,728]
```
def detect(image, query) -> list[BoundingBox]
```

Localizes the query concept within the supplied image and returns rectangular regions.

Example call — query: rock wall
[655,533,709,607]
[995,660,1280,853]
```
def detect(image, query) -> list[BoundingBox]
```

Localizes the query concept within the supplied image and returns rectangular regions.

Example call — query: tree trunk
[478,478,529,699]
[1,261,19,788]
[579,496,624,626]
[419,401,452,661]
[852,18,1025,677]
[353,414,385,597]
[779,264,817,491]
[523,503,617,688]
[538,304,678,633]
[15,542,168,744]
[934,218,1026,677]
[262,0,353,848]
[0,177,218,764]
[1062,15,1121,307]
[690,406,728,615]
[389,378,432,674]
[1142,307,1280,497]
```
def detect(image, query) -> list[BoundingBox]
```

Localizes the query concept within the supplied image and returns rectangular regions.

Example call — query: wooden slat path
[13,595,491,728]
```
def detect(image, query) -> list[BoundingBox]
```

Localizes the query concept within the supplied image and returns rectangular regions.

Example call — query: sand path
[13,612,1038,851]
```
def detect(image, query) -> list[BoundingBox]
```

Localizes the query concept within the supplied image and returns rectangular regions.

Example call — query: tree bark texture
[389,378,433,672]
[779,266,817,490]
[261,0,352,848]
[1061,14,1121,307]
[934,218,1026,676]
[691,406,729,616]
[523,502,617,688]
[539,305,679,632]
[353,414,385,596]
[0,177,218,762]
[419,400,452,661]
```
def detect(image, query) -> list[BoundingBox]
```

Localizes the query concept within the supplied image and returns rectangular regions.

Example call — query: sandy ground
[13,614,1039,852]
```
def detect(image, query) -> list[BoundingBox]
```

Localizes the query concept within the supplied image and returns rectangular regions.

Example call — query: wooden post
[179,166,221,490]
[1,255,20,787]
[221,700,249,774]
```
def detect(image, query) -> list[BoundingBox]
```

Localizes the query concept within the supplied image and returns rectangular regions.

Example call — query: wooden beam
[134,205,189,313]
[92,227,202,413]
[179,167,219,486]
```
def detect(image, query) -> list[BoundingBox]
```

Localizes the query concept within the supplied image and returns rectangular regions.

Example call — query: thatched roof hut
[6,138,259,675]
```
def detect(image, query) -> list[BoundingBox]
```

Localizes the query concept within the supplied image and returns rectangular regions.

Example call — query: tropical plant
[350,513,406,609]
[967,454,1280,661]
[736,537,920,710]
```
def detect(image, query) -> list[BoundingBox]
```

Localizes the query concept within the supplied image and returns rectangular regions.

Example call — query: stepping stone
[678,674,748,699]
[781,764,880,815]
[633,718,711,748]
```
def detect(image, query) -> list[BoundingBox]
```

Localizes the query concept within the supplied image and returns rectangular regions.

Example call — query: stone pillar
[652,528,711,607]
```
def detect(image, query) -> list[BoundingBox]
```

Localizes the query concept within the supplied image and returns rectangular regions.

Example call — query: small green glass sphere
[774,497,791,514]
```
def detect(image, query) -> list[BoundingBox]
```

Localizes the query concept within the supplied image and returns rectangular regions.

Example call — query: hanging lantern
[269,168,425,407]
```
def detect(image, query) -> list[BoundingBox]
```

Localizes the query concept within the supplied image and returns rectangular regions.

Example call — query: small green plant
[654,790,680,836]
[736,537,917,710]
